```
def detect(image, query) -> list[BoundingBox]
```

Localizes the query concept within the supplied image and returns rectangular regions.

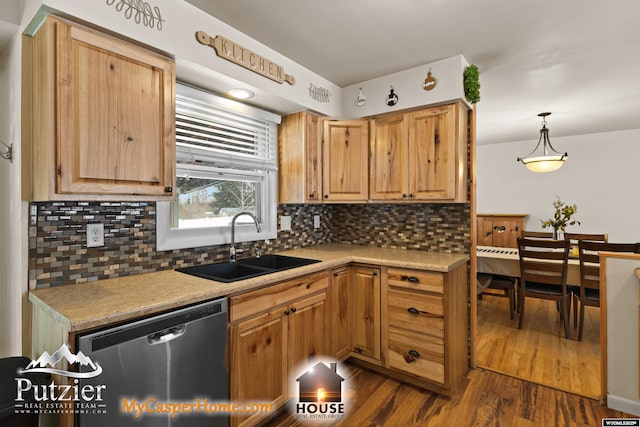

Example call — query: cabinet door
[477,216,494,246]
[351,266,381,360]
[55,18,175,197]
[408,105,456,200]
[230,308,287,427]
[279,112,322,203]
[287,292,327,376]
[369,113,409,200]
[491,218,521,248]
[330,267,352,358]
[322,120,369,202]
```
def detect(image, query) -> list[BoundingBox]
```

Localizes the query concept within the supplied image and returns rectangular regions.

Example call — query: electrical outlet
[280,215,292,231]
[313,215,321,229]
[87,223,104,248]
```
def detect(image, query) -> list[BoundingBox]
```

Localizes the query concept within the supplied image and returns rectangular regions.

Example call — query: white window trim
[156,83,280,252]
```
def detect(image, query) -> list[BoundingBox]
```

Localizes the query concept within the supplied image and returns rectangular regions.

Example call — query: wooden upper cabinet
[322,119,369,202]
[278,112,323,203]
[369,113,409,200]
[408,103,467,201]
[22,16,176,201]
[369,103,468,202]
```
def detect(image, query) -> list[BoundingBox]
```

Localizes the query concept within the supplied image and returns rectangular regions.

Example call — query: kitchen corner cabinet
[370,103,469,202]
[351,266,381,362]
[322,119,369,202]
[278,112,323,203]
[329,267,352,358]
[22,15,176,201]
[477,214,527,248]
[384,264,468,396]
[229,272,328,427]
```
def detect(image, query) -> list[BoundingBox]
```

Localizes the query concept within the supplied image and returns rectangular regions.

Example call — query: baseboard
[607,394,640,416]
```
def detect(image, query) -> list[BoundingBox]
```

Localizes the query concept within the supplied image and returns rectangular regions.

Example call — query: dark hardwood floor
[263,362,629,426]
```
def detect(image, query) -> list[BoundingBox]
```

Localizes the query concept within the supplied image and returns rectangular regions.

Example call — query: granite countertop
[29,243,469,333]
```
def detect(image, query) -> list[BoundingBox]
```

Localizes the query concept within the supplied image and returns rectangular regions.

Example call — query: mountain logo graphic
[20,344,102,379]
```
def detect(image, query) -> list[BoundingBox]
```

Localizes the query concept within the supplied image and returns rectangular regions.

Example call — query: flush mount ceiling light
[517,112,567,173]
[227,88,254,99]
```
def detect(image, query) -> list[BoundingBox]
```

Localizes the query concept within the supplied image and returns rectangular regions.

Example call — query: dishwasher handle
[147,325,186,345]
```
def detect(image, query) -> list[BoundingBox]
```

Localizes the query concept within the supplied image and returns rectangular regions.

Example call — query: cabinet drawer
[388,327,445,384]
[387,268,444,294]
[230,272,328,323]
[387,288,444,336]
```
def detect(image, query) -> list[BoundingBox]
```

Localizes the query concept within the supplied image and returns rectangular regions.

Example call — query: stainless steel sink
[176,254,321,283]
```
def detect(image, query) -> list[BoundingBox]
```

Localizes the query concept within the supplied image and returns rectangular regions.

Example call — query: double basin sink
[176,254,321,283]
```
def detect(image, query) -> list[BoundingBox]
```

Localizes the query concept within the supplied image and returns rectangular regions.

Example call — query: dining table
[476,245,581,287]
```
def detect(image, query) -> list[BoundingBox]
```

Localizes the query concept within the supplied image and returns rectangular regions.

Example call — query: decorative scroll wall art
[308,84,331,103]
[196,31,296,85]
[106,0,164,30]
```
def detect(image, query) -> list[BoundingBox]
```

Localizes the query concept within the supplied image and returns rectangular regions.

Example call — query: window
[157,83,280,251]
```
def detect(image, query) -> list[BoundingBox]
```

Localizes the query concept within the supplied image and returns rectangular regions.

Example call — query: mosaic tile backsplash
[330,203,470,253]
[29,201,469,289]
[29,203,332,288]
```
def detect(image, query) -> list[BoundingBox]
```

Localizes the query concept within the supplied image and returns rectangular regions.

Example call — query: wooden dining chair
[574,240,638,340]
[517,237,571,338]
[477,273,517,320]
[564,232,608,244]
[563,233,608,326]
[523,230,554,239]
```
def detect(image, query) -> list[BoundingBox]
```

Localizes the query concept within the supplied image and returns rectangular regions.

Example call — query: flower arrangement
[541,197,580,233]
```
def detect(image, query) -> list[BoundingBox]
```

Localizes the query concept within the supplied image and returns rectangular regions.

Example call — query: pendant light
[517,112,567,173]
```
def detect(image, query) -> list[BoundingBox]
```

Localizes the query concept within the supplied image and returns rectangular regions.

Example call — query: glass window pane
[173,176,257,229]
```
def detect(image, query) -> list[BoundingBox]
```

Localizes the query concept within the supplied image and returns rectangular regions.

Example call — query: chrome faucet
[230,212,262,262]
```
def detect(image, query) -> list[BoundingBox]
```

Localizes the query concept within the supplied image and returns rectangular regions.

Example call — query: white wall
[0,31,25,358]
[477,129,640,242]
[604,255,640,415]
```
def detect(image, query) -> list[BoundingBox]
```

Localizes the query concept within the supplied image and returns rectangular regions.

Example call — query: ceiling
[185,0,640,145]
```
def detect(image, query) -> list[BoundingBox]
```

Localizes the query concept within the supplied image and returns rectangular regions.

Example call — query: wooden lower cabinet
[383,264,468,396]
[229,263,468,426]
[329,267,352,358]
[229,272,328,427]
[351,266,381,362]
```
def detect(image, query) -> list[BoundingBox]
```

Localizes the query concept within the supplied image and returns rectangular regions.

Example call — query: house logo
[294,361,345,420]
[20,344,102,379]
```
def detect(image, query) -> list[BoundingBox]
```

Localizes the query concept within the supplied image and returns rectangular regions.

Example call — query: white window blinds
[175,83,280,171]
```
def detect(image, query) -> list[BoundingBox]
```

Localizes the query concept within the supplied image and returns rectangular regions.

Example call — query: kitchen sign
[196,31,296,85]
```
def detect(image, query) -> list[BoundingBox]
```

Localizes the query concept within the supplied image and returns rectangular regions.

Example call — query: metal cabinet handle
[284,310,290,316]
[372,271,378,277]
[407,276,419,283]
[404,349,420,363]
[407,307,419,314]
[291,307,297,313]
[165,186,173,193]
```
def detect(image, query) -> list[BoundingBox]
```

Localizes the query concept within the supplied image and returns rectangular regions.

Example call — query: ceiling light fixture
[227,88,254,100]
[517,112,567,173]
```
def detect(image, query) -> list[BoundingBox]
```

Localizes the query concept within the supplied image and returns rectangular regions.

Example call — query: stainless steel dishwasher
[76,297,228,427]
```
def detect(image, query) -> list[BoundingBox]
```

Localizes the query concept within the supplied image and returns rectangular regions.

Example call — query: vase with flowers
[540,197,580,239]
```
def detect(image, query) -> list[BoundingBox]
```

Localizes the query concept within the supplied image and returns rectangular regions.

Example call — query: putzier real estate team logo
[294,361,346,420]
[14,344,107,415]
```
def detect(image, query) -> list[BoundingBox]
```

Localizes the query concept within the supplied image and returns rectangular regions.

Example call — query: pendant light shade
[517,112,567,173]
